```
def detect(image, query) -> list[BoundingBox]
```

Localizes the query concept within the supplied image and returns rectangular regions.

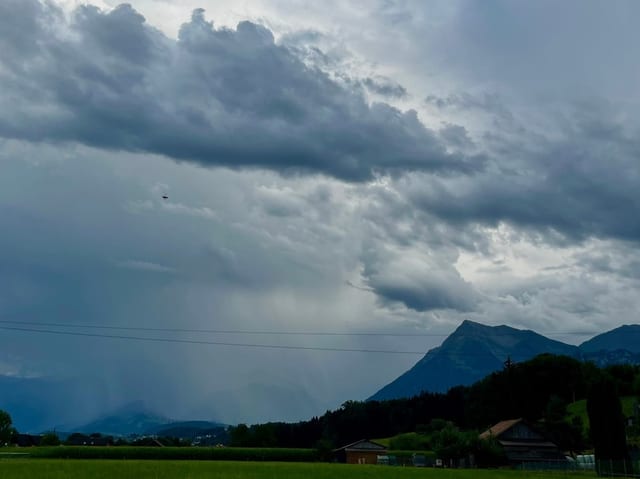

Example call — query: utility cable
[0,325,427,355]
[0,319,598,337]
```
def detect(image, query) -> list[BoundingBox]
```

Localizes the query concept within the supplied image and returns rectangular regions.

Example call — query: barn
[333,439,388,464]
[480,418,567,466]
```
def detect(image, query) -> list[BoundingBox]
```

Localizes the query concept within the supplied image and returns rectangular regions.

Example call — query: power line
[0,319,598,337]
[0,325,427,355]
[0,325,615,358]
[0,319,435,337]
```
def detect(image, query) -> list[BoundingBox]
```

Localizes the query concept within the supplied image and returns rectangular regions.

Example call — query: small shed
[480,418,566,466]
[334,439,388,464]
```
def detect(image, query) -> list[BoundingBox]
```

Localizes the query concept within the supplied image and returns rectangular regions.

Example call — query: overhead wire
[0,325,427,355]
[0,319,599,337]
[0,320,614,357]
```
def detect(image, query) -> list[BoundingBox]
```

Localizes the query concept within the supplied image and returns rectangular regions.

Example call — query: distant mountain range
[72,401,172,437]
[69,401,226,438]
[369,320,640,401]
[580,324,640,354]
[3,321,639,434]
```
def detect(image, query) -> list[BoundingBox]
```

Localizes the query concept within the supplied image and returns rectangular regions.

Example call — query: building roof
[499,440,558,448]
[333,439,387,452]
[479,418,523,440]
[479,418,566,463]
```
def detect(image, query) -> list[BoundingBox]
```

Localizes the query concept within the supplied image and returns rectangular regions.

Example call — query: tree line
[227,354,640,453]
[1,353,638,472]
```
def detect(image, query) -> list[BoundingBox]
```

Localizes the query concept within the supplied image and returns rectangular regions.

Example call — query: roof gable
[480,418,546,441]
[334,439,387,452]
[480,418,522,439]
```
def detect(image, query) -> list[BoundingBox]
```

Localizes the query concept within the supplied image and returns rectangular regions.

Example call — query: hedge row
[25,446,319,461]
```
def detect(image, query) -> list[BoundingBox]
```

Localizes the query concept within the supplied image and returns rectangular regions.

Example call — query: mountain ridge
[70,403,227,437]
[580,324,640,353]
[368,320,640,401]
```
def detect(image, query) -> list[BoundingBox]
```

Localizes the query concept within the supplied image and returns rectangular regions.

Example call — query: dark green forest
[228,354,640,452]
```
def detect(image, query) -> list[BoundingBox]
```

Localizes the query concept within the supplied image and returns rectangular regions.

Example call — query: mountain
[74,401,172,436]
[581,349,640,367]
[580,324,640,354]
[369,320,580,401]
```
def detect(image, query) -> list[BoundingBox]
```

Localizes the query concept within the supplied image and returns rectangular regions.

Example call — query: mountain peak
[456,319,486,330]
[368,320,579,401]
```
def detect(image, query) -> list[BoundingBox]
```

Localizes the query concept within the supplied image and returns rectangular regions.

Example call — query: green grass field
[1,445,317,461]
[0,460,598,479]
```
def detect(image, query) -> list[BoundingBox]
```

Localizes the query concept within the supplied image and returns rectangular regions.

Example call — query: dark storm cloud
[438,124,474,150]
[409,104,640,243]
[358,238,477,312]
[370,275,476,312]
[0,1,482,181]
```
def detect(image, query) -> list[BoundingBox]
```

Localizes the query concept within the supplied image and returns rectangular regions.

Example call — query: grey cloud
[409,104,640,243]
[254,186,306,217]
[438,123,474,150]
[573,244,640,281]
[370,274,476,312]
[362,77,407,98]
[0,1,482,181]
[423,0,640,100]
[425,92,516,125]
[74,4,155,64]
[360,243,477,312]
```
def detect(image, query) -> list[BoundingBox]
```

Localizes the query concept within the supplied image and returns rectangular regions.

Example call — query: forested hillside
[229,354,640,451]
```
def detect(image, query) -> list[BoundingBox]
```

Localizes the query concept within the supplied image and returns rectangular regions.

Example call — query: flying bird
[162,195,168,200]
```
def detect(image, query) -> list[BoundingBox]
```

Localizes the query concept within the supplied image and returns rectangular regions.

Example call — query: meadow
[0,459,598,479]
[2,446,317,461]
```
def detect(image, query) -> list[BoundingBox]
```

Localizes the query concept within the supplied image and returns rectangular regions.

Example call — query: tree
[229,424,250,446]
[587,375,632,476]
[40,432,61,446]
[432,423,476,465]
[0,410,15,445]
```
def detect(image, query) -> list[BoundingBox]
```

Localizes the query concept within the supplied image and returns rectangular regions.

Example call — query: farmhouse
[480,418,567,466]
[333,439,387,464]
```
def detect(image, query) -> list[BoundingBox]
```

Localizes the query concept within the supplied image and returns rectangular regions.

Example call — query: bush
[27,446,320,461]
[40,433,61,446]
[389,432,431,451]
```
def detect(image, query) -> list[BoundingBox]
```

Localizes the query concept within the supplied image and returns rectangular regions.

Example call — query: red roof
[479,418,523,440]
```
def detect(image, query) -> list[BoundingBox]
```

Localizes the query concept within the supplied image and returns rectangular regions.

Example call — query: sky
[1,0,640,431]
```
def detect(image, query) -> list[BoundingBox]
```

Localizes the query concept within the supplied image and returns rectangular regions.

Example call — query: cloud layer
[0,1,482,181]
